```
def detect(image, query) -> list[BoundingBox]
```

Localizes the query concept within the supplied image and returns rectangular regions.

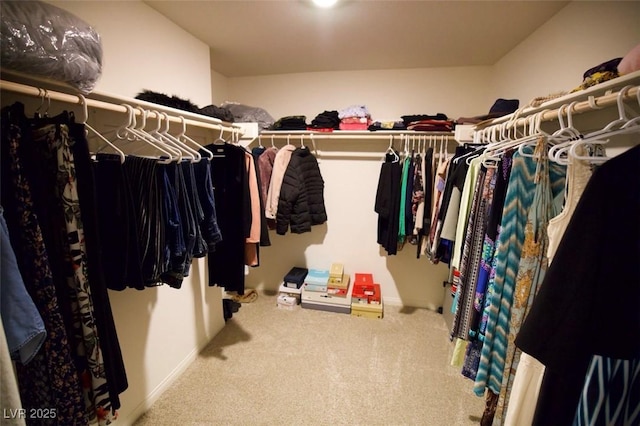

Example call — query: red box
[352,283,381,304]
[354,273,374,285]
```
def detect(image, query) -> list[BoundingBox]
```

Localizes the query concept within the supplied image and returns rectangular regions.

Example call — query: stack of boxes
[351,273,383,319]
[301,263,353,314]
[278,265,383,319]
[277,266,308,310]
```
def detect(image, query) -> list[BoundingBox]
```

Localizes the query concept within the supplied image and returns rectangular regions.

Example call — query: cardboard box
[329,263,344,279]
[327,287,348,297]
[303,283,328,293]
[302,283,352,306]
[305,268,330,286]
[301,299,351,314]
[278,282,302,295]
[277,294,298,310]
[354,273,374,285]
[351,302,383,319]
[352,282,380,304]
[283,266,308,289]
[328,273,350,290]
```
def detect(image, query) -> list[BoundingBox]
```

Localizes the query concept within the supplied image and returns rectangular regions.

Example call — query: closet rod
[259,132,456,141]
[0,79,242,134]
[478,84,639,132]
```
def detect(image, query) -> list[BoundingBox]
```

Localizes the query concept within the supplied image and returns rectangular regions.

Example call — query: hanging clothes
[265,144,296,220]
[515,144,640,426]
[450,161,495,344]
[250,146,271,247]
[276,147,327,235]
[493,141,563,425]
[424,149,451,258]
[472,141,566,410]
[206,142,252,294]
[67,120,129,418]
[92,154,145,291]
[1,103,87,425]
[375,151,403,255]
[504,147,594,426]
[459,153,513,381]
[416,147,434,258]
[124,156,166,286]
[257,146,278,229]
[398,154,411,243]
[244,151,261,266]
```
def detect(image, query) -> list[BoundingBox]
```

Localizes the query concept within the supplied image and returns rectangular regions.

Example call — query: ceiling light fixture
[312,0,338,8]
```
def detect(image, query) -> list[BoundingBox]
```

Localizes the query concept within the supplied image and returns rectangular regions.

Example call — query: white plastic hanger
[115,105,178,163]
[547,102,583,163]
[154,111,201,162]
[213,127,226,145]
[176,116,213,160]
[384,135,399,162]
[568,85,640,163]
[77,94,126,164]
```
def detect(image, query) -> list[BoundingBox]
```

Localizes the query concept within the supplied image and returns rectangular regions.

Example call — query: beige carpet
[134,291,485,426]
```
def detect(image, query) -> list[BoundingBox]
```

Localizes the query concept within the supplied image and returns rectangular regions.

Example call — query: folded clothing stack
[308,110,340,131]
[271,115,308,130]
[338,105,372,131]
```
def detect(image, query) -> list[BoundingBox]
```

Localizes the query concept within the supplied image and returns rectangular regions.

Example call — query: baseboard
[383,296,441,311]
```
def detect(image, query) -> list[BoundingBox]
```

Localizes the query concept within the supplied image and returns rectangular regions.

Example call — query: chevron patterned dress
[473,140,566,407]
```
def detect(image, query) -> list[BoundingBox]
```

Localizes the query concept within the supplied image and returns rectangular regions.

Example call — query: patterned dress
[1,105,86,425]
[30,123,115,425]
[473,140,566,420]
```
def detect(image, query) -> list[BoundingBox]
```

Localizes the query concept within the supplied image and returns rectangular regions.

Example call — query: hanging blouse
[515,144,640,425]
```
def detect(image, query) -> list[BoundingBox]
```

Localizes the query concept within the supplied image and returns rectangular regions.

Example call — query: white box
[454,124,475,143]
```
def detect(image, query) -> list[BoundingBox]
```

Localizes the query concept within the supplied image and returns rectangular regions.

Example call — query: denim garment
[159,163,184,288]
[183,162,207,259]
[0,207,46,364]
[193,158,222,251]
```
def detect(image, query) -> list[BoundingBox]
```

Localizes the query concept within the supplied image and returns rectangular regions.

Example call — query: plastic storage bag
[0,0,103,94]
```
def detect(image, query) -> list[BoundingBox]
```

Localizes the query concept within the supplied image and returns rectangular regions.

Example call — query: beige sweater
[265,145,296,219]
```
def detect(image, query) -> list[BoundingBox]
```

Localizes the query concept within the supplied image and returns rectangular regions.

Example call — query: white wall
[211,68,230,106]
[37,2,225,426]
[226,66,494,120]
[492,1,640,105]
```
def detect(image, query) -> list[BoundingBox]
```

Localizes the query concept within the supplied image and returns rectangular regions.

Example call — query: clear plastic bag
[221,101,275,130]
[0,1,103,94]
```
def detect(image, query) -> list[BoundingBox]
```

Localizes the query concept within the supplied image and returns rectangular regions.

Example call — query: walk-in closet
[1,1,638,425]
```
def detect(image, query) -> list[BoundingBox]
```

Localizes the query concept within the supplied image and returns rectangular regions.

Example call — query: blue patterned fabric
[573,356,640,426]
[473,146,565,397]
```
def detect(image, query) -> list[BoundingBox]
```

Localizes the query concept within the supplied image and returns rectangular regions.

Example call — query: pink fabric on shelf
[618,43,640,75]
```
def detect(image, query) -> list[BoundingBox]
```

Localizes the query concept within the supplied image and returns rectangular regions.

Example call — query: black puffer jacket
[276,148,327,235]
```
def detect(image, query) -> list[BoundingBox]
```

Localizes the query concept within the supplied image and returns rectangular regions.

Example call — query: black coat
[276,147,327,235]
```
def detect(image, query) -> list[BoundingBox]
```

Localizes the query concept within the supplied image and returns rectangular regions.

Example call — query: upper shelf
[476,70,640,130]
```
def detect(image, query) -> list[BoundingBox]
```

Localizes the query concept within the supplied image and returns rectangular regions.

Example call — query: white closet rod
[478,84,639,132]
[0,79,241,134]
[259,131,455,141]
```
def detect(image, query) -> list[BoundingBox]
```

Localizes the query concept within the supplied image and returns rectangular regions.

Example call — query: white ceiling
[144,0,570,78]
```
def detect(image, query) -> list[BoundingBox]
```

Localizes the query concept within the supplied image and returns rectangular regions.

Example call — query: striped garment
[573,356,640,426]
[473,141,566,399]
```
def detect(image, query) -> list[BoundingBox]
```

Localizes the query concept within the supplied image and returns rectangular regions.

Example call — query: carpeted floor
[134,291,485,426]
